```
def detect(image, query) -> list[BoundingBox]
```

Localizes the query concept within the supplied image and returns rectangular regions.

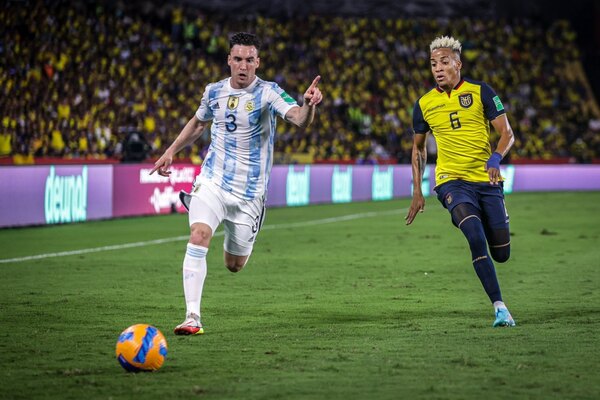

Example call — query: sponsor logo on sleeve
[493,96,504,112]
[280,91,295,104]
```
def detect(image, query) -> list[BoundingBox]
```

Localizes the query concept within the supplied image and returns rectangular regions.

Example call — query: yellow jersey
[413,78,506,187]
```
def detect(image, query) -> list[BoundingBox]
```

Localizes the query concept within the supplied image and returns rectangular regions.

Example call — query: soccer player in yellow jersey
[405,36,516,327]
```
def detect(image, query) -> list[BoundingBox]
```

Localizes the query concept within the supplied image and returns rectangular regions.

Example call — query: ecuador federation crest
[227,96,239,110]
[445,193,453,205]
[458,93,473,108]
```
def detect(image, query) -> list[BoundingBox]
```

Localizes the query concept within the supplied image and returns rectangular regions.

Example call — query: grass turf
[0,192,599,399]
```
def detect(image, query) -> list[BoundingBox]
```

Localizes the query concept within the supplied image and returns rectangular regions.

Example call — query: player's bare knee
[225,262,244,273]
[225,259,245,273]
[224,254,248,273]
[189,223,212,247]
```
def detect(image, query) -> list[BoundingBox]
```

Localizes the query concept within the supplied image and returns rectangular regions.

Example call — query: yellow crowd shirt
[0,132,12,156]
[413,78,506,187]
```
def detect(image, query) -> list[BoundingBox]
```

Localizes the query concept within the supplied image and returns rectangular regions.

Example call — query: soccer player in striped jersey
[405,36,517,327]
[150,32,322,335]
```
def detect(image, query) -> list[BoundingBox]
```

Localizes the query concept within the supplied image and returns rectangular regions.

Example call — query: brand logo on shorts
[227,96,239,110]
[458,93,473,108]
[245,100,255,112]
[446,193,453,205]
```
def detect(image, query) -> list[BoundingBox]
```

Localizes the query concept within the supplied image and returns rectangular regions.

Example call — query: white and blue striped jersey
[195,76,298,200]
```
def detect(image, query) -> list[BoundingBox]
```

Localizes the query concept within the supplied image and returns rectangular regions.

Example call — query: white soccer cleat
[174,313,204,335]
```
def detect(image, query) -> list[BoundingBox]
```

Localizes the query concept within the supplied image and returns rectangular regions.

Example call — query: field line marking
[0,207,408,264]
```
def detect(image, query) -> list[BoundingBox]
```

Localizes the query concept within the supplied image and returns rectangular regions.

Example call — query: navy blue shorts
[435,180,509,229]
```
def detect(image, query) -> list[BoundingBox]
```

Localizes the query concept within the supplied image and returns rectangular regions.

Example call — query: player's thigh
[435,180,480,227]
[478,185,511,251]
[188,185,226,235]
[479,186,509,231]
[222,197,265,257]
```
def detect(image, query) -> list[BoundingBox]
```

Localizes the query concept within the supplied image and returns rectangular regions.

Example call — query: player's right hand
[405,194,425,225]
[149,153,173,176]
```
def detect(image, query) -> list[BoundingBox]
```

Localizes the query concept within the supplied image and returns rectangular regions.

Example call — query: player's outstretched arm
[405,133,428,225]
[285,75,323,128]
[485,114,515,185]
[150,116,209,177]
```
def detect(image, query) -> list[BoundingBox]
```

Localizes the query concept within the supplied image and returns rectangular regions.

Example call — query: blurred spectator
[0,0,598,164]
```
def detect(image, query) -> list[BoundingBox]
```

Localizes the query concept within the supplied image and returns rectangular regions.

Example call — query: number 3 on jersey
[449,112,462,130]
[225,114,237,132]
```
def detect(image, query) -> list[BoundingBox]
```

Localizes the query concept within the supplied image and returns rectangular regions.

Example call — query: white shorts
[188,180,265,256]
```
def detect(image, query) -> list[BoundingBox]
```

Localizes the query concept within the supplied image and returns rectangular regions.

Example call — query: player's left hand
[485,152,502,185]
[304,75,322,106]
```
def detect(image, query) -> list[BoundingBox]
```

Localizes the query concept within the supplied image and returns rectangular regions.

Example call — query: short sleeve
[267,83,298,118]
[412,99,430,134]
[481,82,506,120]
[195,85,214,121]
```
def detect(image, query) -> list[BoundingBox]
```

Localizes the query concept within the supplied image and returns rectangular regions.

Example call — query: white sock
[183,243,208,318]
[493,301,506,311]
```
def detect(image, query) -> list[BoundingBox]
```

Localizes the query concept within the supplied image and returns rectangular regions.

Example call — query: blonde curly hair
[429,36,462,54]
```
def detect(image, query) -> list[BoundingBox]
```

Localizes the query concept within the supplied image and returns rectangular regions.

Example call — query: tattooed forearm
[416,149,426,177]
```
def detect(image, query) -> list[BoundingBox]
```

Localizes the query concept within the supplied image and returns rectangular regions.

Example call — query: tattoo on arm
[417,150,426,177]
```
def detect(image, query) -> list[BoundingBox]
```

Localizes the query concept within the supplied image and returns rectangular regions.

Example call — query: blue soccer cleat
[493,308,516,327]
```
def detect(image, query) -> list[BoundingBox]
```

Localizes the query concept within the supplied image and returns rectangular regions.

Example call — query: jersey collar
[227,76,259,93]
[435,78,465,93]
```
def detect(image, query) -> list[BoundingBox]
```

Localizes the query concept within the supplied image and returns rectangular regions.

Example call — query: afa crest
[245,100,255,112]
[458,93,473,108]
[227,96,239,110]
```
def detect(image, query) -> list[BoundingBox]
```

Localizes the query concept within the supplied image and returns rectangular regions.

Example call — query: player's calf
[452,203,503,304]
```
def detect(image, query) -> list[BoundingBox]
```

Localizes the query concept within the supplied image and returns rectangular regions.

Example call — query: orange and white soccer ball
[115,324,168,372]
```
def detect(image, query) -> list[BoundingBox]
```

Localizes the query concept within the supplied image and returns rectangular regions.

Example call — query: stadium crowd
[1,0,599,164]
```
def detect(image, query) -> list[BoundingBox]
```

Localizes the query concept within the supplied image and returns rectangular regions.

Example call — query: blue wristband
[486,152,502,170]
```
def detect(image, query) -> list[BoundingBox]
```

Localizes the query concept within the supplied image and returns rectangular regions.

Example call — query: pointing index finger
[309,75,321,90]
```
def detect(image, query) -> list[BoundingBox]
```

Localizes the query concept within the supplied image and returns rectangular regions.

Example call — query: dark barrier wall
[1,164,599,228]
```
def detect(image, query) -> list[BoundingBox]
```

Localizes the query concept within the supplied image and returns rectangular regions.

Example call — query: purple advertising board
[0,165,113,228]
[265,165,421,207]
[112,164,201,217]
[1,164,599,228]
[511,165,600,192]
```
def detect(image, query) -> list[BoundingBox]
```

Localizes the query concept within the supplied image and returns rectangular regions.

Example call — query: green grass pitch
[1,192,599,399]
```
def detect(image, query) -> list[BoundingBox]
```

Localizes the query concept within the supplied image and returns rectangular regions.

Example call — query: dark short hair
[229,32,261,52]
